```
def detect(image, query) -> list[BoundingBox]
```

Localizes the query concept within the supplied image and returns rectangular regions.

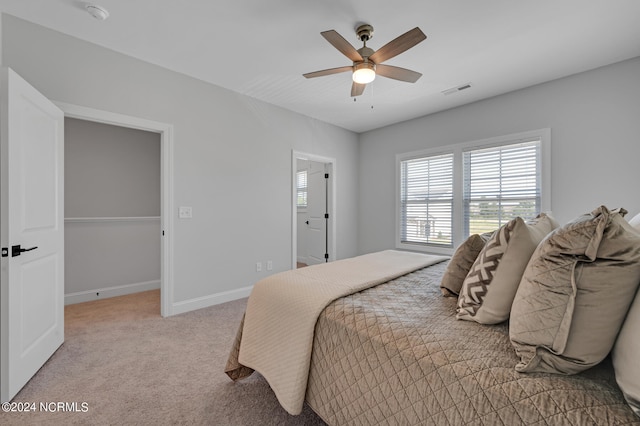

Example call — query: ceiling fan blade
[376,64,422,83]
[303,66,353,79]
[321,30,363,62]
[351,82,365,97]
[369,27,426,64]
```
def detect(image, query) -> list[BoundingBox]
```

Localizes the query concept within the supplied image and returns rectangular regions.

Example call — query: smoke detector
[86,4,110,21]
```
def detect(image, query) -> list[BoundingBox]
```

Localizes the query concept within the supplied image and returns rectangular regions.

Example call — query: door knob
[11,245,38,257]
[305,221,309,225]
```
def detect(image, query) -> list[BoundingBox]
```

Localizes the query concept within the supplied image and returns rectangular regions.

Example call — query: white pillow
[613,289,640,417]
[629,212,640,232]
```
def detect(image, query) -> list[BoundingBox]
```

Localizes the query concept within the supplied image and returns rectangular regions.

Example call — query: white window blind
[463,139,541,235]
[397,129,549,254]
[400,153,454,247]
[296,170,307,208]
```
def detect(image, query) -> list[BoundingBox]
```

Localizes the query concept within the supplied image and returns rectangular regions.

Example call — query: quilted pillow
[510,206,640,374]
[456,213,558,324]
[440,233,491,297]
[613,288,640,417]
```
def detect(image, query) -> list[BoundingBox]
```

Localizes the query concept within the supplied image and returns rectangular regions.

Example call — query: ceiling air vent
[442,83,471,95]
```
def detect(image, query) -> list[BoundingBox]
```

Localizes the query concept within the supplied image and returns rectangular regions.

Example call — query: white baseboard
[170,285,253,316]
[65,280,253,315]
[65,280,161,305]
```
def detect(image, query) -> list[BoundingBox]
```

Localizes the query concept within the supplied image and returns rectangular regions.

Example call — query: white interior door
[1,68,65,402]
[306,161,328,265]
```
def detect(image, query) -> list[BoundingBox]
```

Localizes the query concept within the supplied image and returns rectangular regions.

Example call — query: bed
[226,208,640,425]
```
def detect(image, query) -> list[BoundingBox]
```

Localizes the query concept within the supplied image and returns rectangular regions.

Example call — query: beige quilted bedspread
[306,261,639,425]
[225,250,448,415]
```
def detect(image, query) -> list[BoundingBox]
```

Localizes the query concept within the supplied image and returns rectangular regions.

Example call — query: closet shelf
[65,216,160,223]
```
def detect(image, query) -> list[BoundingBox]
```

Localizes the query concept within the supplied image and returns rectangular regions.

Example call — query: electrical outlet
[267,260,273,271]
[256,262,262,272]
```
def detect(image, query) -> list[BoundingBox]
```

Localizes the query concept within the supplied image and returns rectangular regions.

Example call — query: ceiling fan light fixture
[304,25,426,96]
[352,62,376,84]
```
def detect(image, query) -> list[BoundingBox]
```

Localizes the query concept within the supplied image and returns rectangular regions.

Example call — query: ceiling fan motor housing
[356,24,374,42]
[354,62,376,73]
[354,26,376,84]
[357,46,375,62]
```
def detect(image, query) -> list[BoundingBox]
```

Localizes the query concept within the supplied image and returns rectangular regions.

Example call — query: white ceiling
[1,0,639,133]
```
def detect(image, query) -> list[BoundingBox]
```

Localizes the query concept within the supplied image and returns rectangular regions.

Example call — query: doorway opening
[64,117,161,315]
[56,102,174,317]
[291,151,336,269]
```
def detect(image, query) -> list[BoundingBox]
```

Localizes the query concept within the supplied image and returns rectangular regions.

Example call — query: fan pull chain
[370,83,374,110]
[351,85,375,109]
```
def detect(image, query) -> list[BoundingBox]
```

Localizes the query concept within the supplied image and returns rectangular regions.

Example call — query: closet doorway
[58,103,174,317]
[65,117,160,311]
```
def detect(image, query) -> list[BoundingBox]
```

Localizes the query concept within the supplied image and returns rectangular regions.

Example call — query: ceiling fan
[303,24,427,97]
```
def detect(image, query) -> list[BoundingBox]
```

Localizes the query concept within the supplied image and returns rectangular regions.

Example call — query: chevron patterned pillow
[456,220,515,319]
[456,213,558,324]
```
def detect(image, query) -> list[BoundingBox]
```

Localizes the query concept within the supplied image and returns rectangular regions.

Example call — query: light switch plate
[179,206,192,219]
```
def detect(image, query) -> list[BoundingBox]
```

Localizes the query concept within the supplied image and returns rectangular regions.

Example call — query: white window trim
[396,128,551,255]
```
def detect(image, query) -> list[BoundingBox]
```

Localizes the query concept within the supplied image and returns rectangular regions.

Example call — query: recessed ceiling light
[86,4,110,21]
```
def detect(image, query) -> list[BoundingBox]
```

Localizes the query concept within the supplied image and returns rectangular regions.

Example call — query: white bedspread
[237,250,448,415]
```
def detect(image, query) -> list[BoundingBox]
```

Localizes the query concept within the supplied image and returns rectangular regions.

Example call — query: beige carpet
[0,290,326,425]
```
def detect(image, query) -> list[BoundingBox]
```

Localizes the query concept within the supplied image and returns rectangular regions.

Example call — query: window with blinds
[463,140,541,235]
[296,170,307,208]
[397,129,549,254]
[400,153,454,247]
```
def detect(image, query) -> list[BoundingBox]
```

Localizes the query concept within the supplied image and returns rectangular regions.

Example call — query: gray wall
[0,14,359,309]
[65,118,160,218]
[6,13,637,311]
[358,56,640,254]
[64,118,161,302]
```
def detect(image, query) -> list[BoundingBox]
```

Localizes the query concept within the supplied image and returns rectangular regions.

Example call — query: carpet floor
[0,290,326,425]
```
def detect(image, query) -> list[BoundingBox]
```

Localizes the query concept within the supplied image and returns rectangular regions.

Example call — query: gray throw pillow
[440,233,489,297]
[510,206,640,374]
